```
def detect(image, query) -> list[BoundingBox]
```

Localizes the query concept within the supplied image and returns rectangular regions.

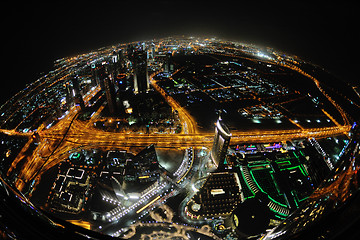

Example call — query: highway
[6,98,350,193]
[40,119,350,148]
[1,41,353,195]
[1,37,358,240]
[149,70,198,134]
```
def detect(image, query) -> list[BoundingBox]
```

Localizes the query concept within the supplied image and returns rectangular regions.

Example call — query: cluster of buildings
[0,36,339,136]
[186,172,241,218]
[45,145,162,216]
[0,73,70,132]
[0,38,178,135]
[0,36,356,239]
[183,116,340,237]
[0,133,28,178]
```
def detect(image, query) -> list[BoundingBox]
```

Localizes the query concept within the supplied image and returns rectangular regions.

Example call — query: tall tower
[71,76,85,110]
[64,82,73,109]
[90,63,97,87]
[211,116,231,168]
[103,77,117,115]
[133,50,149,94]
[164,52,174,74]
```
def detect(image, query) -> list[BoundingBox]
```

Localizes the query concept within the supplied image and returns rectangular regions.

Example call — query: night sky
[3,1,357,105]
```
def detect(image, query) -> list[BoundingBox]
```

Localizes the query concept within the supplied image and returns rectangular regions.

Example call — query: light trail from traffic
[1,37,354,198]
[40,120,351,147]
[5,108,350,193]
[3,85,351,193]
[149,71,198,134]
[3,36,360,240]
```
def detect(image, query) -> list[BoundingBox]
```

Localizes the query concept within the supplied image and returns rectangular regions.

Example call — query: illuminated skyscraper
[93,60,125,116]
[133,50,149,94]
[64,82,73,109]
[71,76,85,110]
[90,63,97,87]
[211,117,231,167]
[164,52,174,74]
[148,43,155,60]
[103,77,117,115]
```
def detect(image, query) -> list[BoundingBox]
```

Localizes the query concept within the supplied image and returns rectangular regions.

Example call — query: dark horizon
[1,3,360,238]
[3,1,357,104]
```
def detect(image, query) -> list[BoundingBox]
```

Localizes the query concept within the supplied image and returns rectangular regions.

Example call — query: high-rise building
[64,82,73,109]
[96,60,124,115]
[133,50,149,94]
[103,77,118,115]
[92,64,107,90]
[211,117,231,167]
[71,76,85,110]
[164,52,174,74]
[109,50,123,78]
[148,43,155,60]
[90,63,97,87]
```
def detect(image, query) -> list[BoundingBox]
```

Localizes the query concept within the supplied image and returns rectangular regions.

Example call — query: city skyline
[3,2,357,105]
[0,36,359,239]
[1,2,359,239]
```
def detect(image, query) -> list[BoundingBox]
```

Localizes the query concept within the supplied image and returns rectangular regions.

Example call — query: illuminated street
[0,36,359,239]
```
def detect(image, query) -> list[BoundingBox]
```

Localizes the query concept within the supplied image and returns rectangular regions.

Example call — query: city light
[0,36,358,239]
